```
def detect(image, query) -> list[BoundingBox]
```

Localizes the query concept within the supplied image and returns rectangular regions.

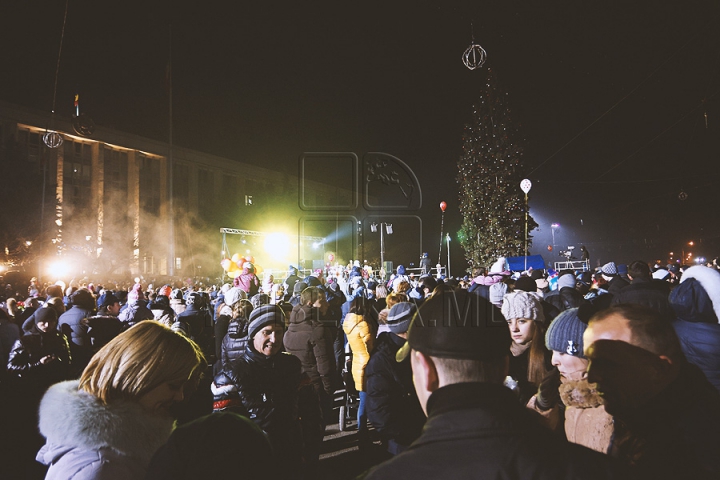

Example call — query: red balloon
[440,201,447,212]
[547,245,553,251]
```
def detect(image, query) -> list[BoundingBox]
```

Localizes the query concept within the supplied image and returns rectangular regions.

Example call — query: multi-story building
[0,101,350,281]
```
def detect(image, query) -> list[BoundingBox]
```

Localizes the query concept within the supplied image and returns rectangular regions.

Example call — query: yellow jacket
[343,313,374,391]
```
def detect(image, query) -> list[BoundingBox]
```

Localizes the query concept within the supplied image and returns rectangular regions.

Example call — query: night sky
[2,0,719,274]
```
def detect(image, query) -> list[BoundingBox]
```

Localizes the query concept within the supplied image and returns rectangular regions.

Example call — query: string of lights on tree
[456,68,537,267]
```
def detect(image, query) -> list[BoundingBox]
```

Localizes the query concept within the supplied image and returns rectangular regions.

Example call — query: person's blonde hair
[79,321,205,404]
[385,292,407,310]
[395,281,411,294]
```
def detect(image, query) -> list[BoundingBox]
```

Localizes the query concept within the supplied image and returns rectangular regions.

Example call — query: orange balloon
[440,201,447,212]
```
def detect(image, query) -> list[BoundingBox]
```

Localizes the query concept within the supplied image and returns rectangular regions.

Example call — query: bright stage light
[48,260,70,280]
[264,233,290,258]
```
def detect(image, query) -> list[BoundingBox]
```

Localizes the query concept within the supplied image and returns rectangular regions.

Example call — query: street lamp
[446,233,451,278]
[371,222,392,275]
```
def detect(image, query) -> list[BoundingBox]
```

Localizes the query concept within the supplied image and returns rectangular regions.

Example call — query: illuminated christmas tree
[457,68,537,269]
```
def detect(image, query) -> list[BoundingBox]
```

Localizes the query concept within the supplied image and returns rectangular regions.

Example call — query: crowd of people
[0,255,719,479]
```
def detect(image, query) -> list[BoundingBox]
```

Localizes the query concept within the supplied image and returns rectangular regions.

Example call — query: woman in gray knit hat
[526,306,614,453]
[501,291,551,405]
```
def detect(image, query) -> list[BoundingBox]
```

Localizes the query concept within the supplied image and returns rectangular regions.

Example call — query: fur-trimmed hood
[37,380,175,468]
[559,378,604,409]
[675,265,720,323]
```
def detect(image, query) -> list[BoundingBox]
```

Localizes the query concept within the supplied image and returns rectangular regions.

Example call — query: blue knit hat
[545,307,587,358]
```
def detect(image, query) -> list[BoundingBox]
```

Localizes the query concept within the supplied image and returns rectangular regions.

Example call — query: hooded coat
[284,304,335,394]
[670,267,720,393]
[343,312,374,392]
[36,380,175,480]
[118,299,154,327]
[235,268,260,296]
[148,297,175,326]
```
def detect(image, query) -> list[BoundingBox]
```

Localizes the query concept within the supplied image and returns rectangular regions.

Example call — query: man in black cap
[362,287,629,480]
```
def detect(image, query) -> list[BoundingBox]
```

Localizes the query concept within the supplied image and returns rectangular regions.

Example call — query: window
[173,163,190,210]
[103,148,128,199]
[139,155,161,215]
[17,129,41,162]
[63,140,92,215]
[197,169,214,212]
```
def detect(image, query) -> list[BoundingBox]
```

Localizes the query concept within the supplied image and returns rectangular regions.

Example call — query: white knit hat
[501,291,544,322]
[224,287,247,307]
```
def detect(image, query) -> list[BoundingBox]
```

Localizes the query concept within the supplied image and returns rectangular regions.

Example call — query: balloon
[547,245,553,251]
[236,260,244,270]
[520,179,532,194]
[254,264,263,275]
[231,253,242,263]
[220,258,232,271]
[246,256,255,264]
[228,261,238,272]
[440,201,447,212]
[232,269,243,278]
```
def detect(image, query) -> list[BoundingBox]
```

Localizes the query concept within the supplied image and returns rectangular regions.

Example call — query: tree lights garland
[456,69,537,268]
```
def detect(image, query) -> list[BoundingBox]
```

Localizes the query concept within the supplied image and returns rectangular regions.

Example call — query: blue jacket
[673,320,720,393]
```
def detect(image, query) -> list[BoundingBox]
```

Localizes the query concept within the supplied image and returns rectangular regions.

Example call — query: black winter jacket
[177,305,215,362]
[229,345,306,466]
[609,362,720,479]
[363,382,631,480]
[365,333,424,446]
[233,347,302,432]
[7,331,71,390]
[611,277,672,320]
[85,314,124,352]
[546,287,587,313]
[220,317,248,371]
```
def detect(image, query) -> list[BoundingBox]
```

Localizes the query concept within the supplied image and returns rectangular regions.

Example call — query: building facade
[0,101,303,279]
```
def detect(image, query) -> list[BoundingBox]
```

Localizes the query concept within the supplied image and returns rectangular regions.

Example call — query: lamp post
[520,179,532,271]
[371,222,392,274]
[446,233,451,278]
